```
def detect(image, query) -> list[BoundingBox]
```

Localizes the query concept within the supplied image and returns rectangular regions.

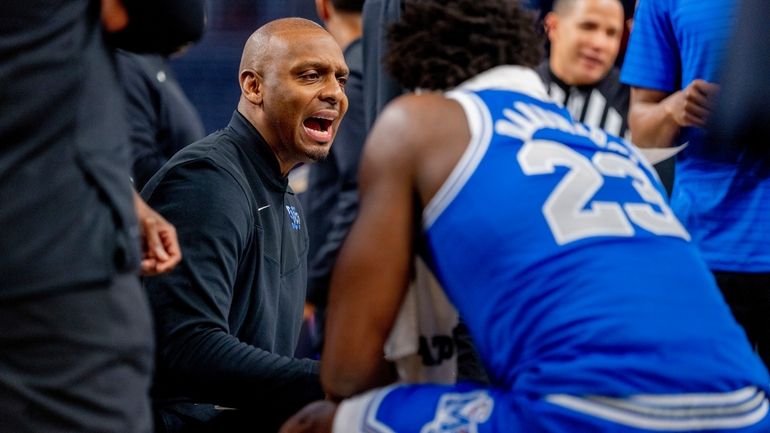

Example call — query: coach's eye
[301,71,320,81]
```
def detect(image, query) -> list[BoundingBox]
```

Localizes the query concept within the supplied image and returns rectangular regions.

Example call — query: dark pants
[0,273,154,433]
[714,271,770,371]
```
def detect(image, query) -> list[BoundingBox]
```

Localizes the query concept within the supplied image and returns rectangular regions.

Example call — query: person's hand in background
[133,190,181,275]
[668,79,719,128]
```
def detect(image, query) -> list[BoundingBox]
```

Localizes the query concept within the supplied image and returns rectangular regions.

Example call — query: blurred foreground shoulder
[366,92,466,158]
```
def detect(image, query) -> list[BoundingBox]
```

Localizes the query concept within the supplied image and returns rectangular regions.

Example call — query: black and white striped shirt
[536,62,630,140]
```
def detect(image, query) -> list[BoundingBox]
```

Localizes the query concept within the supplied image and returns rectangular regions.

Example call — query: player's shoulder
[361,92,470,197]
[380,92,463,127]
[374,92,467,153]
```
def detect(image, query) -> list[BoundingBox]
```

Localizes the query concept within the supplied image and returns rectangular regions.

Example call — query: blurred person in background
[538,0,627,138]
[360,0,402,131]
[539,0,678,193]
[117,48,206,191]
[622,0,770,369]
[115,0,208,191]
[710,0,770,152]
[0,0,198,431]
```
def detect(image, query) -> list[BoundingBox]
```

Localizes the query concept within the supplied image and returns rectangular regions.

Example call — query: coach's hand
[279,400,337,433]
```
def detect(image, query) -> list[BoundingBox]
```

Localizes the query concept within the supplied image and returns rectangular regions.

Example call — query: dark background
[171,1,319,133]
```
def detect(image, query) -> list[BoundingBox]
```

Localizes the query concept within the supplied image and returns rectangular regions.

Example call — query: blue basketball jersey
[422,66,768,398]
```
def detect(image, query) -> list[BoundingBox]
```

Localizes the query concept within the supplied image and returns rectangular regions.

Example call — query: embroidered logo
[420,391,494,433]
[285,205,301,231]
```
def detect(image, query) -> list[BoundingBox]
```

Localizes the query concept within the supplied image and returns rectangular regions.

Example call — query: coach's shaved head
[239,18,325,74]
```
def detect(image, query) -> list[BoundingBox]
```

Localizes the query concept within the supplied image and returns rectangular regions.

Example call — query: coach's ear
[240,69,264,106]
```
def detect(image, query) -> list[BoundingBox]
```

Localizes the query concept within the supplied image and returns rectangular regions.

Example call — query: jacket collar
[228,110,289,192]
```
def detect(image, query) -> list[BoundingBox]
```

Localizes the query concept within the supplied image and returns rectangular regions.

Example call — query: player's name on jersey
[494,100,638,162]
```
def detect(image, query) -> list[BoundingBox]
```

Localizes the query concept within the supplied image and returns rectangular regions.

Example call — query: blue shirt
[621,0,770,272]
[423,66,768,397]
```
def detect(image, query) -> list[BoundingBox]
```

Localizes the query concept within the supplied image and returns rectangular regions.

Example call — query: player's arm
[628,80,719,148]
[320,99,420,400]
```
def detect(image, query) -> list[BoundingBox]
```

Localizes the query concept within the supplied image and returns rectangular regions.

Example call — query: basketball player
[280,0,770,432]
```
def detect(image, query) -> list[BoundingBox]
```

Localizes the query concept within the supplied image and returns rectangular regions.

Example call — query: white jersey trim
[333,386,399,433]
[545,386,769,431]
[423,91,492,229]
[457,65,549,100]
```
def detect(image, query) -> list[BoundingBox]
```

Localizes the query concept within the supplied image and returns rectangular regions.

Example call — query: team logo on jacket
[285,205,301,231]
[420,391,493,433]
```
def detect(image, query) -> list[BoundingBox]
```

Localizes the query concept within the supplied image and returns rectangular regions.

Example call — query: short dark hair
[552,0,576,14]
[331,0,364,13]
[553,0,631,20]
[385,0,544,90]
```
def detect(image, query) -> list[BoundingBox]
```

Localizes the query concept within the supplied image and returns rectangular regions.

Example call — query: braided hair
[385,0,543,90]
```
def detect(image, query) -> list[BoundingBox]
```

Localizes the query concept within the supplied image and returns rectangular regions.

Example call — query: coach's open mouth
[303,110,337,143]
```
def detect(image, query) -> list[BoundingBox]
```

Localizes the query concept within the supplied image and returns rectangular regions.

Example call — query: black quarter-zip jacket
[142,111,322,429]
